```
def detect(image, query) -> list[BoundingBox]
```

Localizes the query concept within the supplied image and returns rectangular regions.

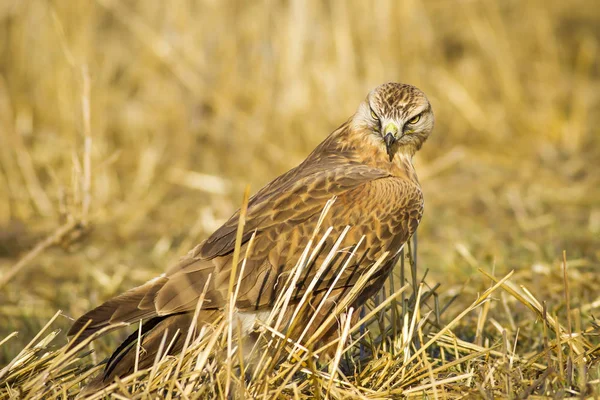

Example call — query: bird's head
[351,82,434,160]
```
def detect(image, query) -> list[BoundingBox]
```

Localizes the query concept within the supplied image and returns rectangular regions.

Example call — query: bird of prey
[68,82,434,386]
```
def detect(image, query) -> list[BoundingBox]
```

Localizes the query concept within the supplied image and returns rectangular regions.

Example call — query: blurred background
[0,0,598,362]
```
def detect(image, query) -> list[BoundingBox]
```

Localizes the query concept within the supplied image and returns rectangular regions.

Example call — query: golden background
[0,0,598,362]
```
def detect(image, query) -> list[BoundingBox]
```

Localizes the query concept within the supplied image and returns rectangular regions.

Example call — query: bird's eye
[407,114,421,125]
[370,108,379,121]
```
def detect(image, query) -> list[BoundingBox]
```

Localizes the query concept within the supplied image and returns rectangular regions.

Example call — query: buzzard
[69,82,434,386]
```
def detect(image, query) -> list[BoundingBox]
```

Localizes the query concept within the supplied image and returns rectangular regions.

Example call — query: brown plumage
[68,82,434,387]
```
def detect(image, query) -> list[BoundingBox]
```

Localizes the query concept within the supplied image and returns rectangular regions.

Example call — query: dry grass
[0,0,599,398]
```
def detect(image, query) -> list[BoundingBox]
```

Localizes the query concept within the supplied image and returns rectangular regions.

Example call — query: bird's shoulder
[198,144,392,260]
[334,174,423,236]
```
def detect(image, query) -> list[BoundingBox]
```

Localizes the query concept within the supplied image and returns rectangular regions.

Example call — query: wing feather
[199,163,390,259]
[68,129,424,349]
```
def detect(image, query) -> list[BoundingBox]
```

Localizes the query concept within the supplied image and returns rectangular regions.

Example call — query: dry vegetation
[0,0,599,398]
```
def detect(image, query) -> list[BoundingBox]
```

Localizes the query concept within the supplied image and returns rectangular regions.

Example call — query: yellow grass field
[0,0,599,398]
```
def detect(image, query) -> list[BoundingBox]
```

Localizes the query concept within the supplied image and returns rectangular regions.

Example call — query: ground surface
[0,1,599,398]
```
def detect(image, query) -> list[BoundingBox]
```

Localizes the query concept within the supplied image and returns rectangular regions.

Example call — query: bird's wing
[198,159,390,259]
[154,161,393,312]
[68,155,391,343]
[230,175,424,310]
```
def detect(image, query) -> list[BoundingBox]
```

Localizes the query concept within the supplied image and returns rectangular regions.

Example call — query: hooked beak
[383,122,400,161]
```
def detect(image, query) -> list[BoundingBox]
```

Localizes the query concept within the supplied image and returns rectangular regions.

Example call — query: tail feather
[67,277,167,347]
[103,315,180,380]
[84,311,219,392]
